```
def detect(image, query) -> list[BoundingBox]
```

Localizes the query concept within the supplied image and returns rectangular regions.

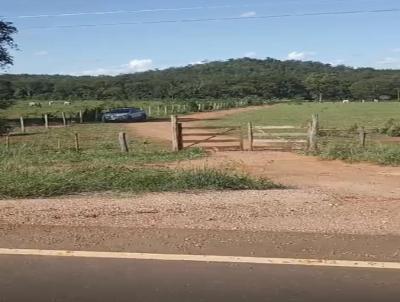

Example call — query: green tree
[0,20,18,68]
[0,20,17,133]
[304,73,346,102]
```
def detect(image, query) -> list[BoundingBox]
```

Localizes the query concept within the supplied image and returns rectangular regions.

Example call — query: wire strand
[20,8,400,30]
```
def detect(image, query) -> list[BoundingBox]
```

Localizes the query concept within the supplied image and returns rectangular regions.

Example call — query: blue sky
[2,0,400,75]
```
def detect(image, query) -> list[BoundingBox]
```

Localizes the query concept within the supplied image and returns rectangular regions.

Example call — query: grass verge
[0,166,282,199]
[317,143,400,166]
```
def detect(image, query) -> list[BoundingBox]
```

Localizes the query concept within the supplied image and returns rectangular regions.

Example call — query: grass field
[208,102,400,129]
[206,102,400,166]
[0,123,281,198]
[0,100,168,120]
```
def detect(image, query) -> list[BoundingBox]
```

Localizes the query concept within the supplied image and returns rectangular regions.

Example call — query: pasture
[0,123,279,198]
[204,102,400,165]
[208,102,400,129]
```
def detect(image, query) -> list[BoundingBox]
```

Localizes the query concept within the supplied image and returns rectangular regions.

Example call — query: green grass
[207,102,400,129]
[318,142,400,166]
[0,123,281,198]
[0,100,168,119]
[0,166,280,199]
[207,101,400,166]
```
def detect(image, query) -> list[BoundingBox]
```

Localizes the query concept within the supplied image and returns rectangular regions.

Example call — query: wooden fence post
[239,127,244,151]
[20,116,25,133]
[44,114,49,129]
[74,133,80,152]
[308,114,319,152]
[171,115,181,151]
[57,139,61,151]
[61,112,67,127]
[248,122,254,151]
[177,122,183,151]
[359,127,366,147]
[148,106,152,117]
[118,132,129,153]
[79,110,83,123]
[164,105,168,116]
[5,135,10,151]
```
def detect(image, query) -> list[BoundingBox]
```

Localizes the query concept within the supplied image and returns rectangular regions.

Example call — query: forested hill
[1,58,400,101]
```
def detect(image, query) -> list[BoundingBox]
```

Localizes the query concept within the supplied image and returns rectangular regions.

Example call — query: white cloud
[240,11,256,18]
[329,59,345,66]
[287,51,316,61]
[73,59,153,76]
[377,57,400,67]
[126,59,153,72]
[244,51,257,58]
[189,60,209,65]
[34,50,49,56]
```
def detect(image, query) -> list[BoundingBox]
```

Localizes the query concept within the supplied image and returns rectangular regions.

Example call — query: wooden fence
[172,114,378,152]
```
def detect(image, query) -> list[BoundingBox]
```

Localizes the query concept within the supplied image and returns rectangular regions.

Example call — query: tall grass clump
[0,166,282,198]
[318,142,400,166]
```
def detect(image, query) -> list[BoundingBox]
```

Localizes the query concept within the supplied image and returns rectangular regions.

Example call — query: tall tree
[0,20,17,133]
[0,20,18,68]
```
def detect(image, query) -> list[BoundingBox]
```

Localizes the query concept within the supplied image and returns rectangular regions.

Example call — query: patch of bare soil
[128,107,400,201]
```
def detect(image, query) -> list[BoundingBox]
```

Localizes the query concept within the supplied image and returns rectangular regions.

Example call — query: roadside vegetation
[317,143,400,166]
[0,123,281,198]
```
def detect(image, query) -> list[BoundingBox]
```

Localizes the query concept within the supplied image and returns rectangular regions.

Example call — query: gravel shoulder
[1,190,399,236]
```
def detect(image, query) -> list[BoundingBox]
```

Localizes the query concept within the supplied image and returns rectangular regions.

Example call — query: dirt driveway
[128,106,400,201]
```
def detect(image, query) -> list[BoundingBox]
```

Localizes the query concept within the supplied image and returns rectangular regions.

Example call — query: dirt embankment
[128,106,400,201]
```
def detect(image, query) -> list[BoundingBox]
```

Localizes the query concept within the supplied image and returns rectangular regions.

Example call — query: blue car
[102,108,147,123]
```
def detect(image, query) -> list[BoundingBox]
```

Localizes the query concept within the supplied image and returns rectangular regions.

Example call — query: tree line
[1,58,400,102]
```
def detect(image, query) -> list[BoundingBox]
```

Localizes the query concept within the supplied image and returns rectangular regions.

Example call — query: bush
[380,119,400,137]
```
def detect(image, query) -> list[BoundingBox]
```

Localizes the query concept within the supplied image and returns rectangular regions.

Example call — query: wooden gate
[171,116,244,151]
[248,123,309,151]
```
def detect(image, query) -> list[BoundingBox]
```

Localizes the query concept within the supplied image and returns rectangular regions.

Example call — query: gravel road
[1,189,399,236]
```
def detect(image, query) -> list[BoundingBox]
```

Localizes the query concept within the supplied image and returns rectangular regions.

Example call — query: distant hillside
[1,58,399,101]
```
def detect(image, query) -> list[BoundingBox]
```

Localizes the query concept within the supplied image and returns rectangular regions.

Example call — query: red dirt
[128,107,400,201]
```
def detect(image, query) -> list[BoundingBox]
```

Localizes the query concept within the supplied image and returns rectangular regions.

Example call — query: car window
[110,109,131,114]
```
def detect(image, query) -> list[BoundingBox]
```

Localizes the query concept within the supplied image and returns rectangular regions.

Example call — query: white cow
[362,99,366,103]
[342,99,350,104]
[64,101,71,105]
[374,99,379,103]
[48,101,54,106]
[29,102,41,107]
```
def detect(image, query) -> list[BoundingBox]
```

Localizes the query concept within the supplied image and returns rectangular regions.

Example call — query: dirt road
[128,107,400,200]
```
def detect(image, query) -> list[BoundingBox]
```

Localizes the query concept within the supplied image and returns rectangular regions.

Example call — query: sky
[1,0,400,75]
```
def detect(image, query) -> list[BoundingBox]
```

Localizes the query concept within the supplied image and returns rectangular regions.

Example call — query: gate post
[171,115,182,151]
[177,123,183,151]
[247,122,254,151]
[308,114,319,152]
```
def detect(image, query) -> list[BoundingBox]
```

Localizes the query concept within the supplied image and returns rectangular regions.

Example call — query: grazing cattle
[374,99,379,103]
[29,102,41,107]
[342,99,350,104]
[48,101,54,106]
[362,99,366,103]
[64,101,71,106]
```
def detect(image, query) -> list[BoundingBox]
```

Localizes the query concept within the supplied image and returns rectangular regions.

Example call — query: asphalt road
[1,255,399,302]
